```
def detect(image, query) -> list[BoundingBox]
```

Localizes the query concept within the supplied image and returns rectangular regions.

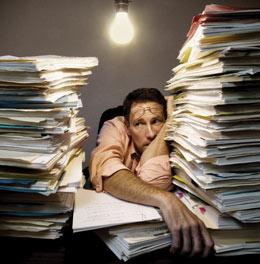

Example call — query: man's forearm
[103,169,172,209]
[140,123,169,166]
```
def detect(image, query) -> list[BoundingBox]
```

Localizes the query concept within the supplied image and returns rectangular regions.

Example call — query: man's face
[126,101,165,154]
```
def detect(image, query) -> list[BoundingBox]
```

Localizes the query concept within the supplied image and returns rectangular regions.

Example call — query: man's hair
[123,88,167,121]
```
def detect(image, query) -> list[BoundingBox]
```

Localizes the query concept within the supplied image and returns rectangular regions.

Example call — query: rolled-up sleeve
[135,155,172,191]
[89,117,130,191]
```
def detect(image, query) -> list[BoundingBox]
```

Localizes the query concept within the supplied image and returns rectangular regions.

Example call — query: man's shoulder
[102,116,127,133]
[98,116,130,146]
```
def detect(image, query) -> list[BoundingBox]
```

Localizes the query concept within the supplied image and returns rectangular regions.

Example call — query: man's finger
[190,225,202,256]
[170,230,181,254]
[181,226,191,255]
[200,224,214,257]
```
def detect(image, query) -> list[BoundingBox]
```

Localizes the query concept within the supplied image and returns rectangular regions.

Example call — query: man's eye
[134,122,144,127]
[152,119,163,125]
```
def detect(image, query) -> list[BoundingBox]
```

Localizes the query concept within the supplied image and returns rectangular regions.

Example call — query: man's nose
[145,125,157,140]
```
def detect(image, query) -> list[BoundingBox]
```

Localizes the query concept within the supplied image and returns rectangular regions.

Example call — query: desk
[1,230,259,264]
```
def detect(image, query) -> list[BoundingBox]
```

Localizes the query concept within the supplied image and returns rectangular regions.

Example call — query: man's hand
[160,192,214,257]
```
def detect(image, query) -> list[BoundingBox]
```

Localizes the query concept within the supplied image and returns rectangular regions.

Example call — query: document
[59,151,84,189]
[174,189,242,229]
[0,55,98,72]
[72,189,162,232]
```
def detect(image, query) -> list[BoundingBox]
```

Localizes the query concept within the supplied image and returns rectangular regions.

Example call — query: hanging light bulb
[109,0,135,45]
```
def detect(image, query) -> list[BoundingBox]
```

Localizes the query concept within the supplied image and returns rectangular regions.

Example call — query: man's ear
[124,119,131,136]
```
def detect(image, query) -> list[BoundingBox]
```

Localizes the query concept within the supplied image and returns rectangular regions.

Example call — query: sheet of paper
[72,189,162,232]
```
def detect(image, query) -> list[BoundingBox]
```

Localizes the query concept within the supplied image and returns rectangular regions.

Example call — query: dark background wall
[1,0,259,165]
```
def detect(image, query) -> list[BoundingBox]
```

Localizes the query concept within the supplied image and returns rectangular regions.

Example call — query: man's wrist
[152,189,173,209]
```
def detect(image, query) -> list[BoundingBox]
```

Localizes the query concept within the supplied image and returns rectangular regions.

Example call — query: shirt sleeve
[89,117,130,191]
[135,155,172,191]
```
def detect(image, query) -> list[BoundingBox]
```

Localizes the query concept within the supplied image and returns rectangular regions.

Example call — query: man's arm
[104,169,213,257]
[139,122,168,166]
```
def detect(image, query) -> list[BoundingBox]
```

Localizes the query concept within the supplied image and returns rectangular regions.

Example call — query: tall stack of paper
[164,3,260,255]
[0,55,98,239]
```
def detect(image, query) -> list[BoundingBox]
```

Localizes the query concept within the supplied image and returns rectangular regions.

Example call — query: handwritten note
[72,189,162,232]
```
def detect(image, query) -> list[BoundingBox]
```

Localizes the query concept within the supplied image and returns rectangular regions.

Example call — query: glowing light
[109,1,135,45]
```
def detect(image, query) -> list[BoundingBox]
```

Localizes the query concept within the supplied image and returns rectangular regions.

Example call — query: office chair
[97,105,124,134]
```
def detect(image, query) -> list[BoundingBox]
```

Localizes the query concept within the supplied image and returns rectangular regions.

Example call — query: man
[89,88,214,257]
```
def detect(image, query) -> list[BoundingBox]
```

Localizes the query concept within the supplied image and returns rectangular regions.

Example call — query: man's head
[123,88,167,154]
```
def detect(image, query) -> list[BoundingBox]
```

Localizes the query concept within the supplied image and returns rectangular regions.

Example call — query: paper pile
[0,55,98,239]
[165,3,260,255]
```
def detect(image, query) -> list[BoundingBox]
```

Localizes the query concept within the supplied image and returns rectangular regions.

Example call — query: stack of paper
[166,4,260,222]
[163,3,260,256]
[175,190,260,256]
[0,55,98,238]
[96,188,260,261]
[0,190,74,239]
[72,189,260,260]
[72,189,168,260]
[96,222,171,261]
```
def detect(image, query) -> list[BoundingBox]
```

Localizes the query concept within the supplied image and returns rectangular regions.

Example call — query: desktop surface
[1,230,259,264]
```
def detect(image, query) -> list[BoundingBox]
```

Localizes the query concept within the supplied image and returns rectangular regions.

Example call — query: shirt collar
[129,141,140,161]
[131,152,140,161]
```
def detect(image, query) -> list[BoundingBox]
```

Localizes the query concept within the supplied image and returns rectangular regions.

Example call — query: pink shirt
[89,116,172,192]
